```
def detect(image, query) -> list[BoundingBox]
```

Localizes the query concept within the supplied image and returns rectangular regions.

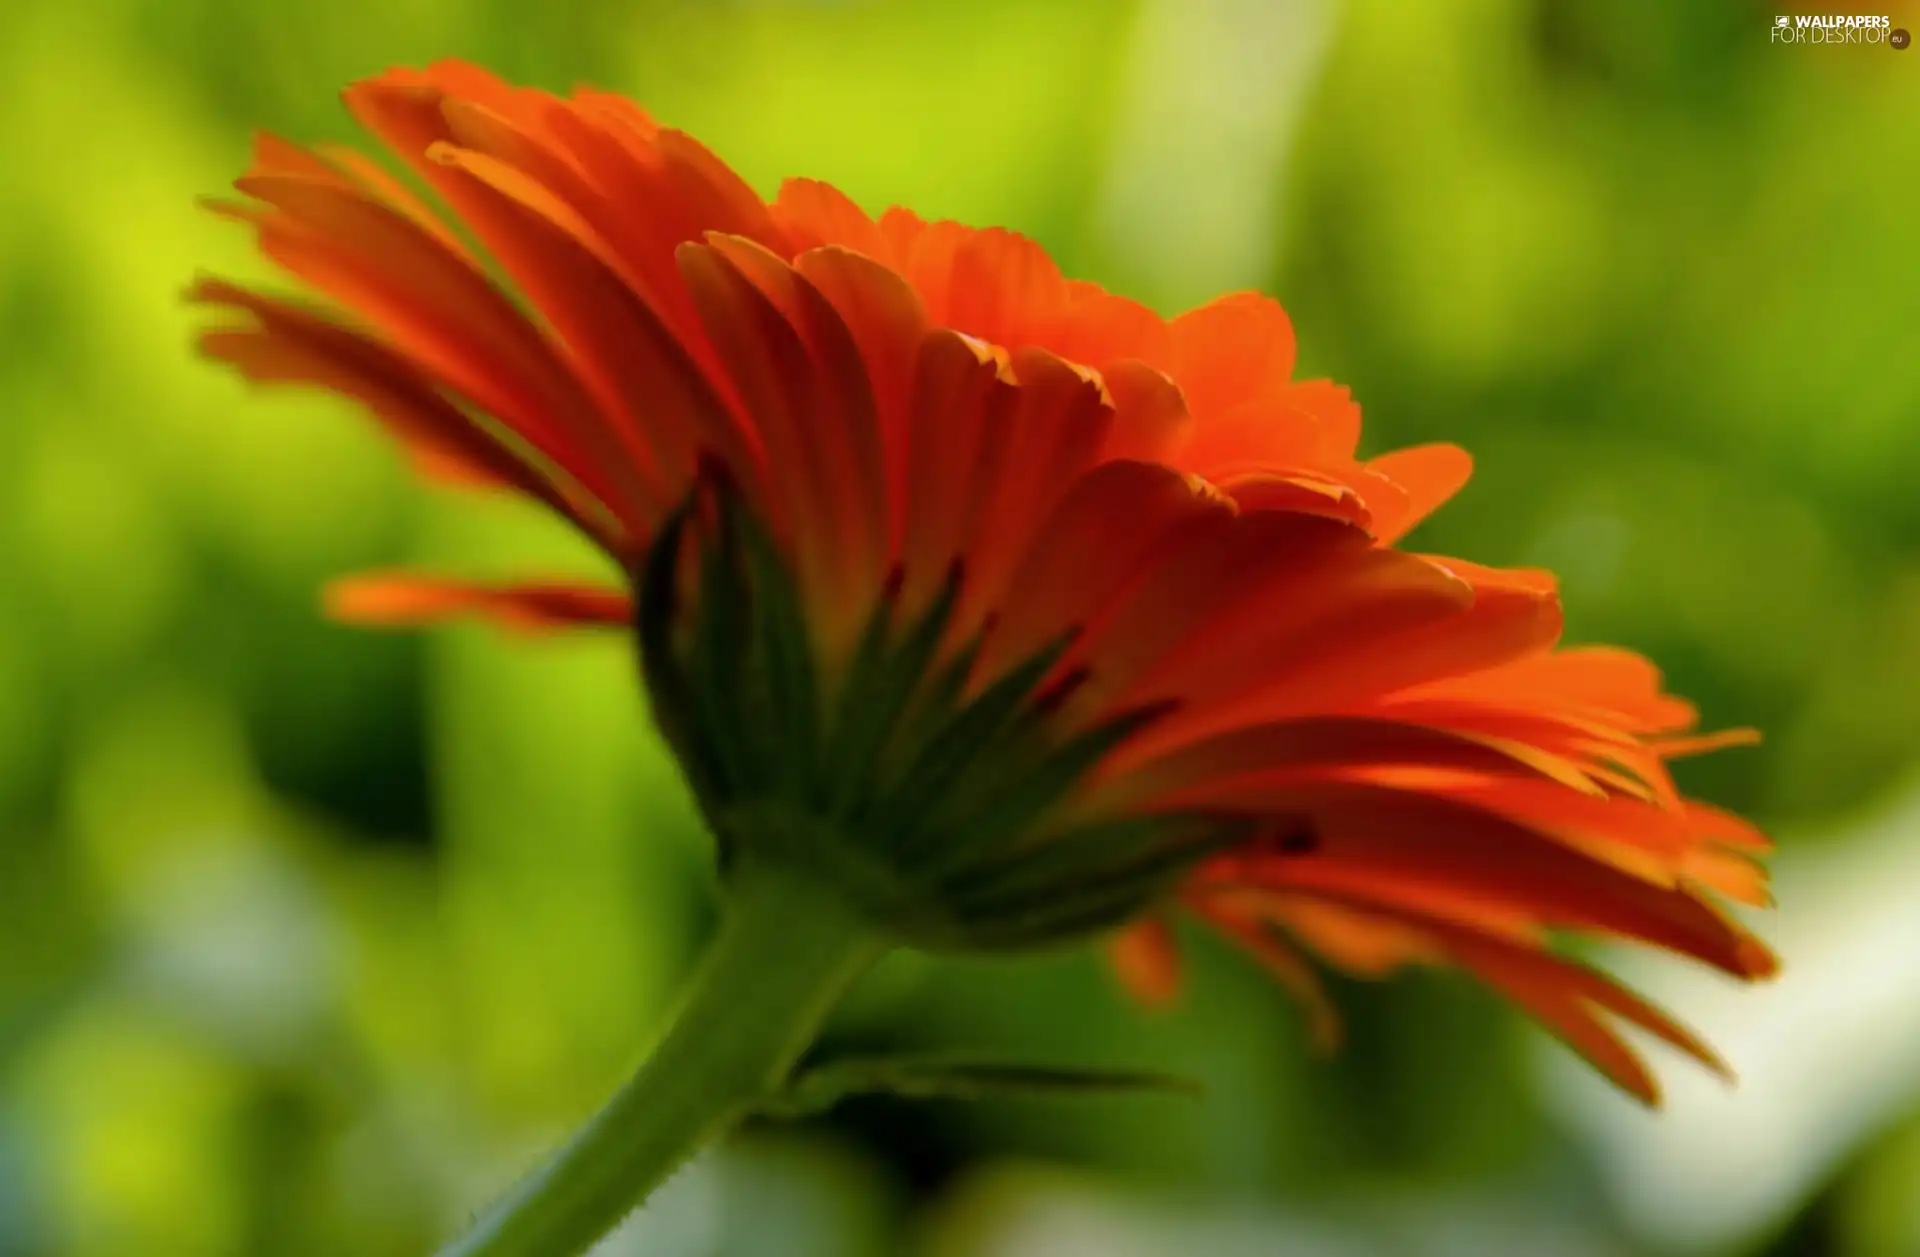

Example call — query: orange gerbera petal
[1107,917,1184,1008]
[190,277,572,503]
[789,246,929,562]
[1164,292,1297,420]
[1222,891,1727,1103]
[326,573,631,633]
[1250,893,1440,976]
[771,178,887,258]
[1189,785,1776,980]
[676,238,885,626]
[196,60,1777,1105]
[974,461,1224,680]
[1366,443,1475,544]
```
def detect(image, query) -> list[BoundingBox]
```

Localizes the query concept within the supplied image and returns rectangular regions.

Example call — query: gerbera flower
[194,61,1774,1128]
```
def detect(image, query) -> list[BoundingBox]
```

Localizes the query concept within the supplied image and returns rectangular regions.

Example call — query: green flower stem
[437,860,888,1257]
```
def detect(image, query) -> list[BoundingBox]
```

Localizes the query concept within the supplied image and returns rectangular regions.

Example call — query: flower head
[195,61,1774,1103]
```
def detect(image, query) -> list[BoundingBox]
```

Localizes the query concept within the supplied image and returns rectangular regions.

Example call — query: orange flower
[194,61,1774,1104]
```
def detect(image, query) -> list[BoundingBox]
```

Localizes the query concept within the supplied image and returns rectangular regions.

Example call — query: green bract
[636,476,1258,951]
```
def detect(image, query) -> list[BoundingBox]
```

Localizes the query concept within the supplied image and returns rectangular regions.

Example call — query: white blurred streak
[1543,773,1920,1252]
[1090,0,1338,311]
[953,1176,1361,1257]
[990,1206,1354,1257]
[944,1166,1622,1257]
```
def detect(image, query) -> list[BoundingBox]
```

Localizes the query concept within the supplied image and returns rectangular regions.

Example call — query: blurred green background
[2,0,1917,1253]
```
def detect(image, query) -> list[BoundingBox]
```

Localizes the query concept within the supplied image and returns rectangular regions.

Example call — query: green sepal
[761,1052,1203,1120]
[899,701,1178,876]
[737,508,822,799]
[818,565,962,817]
[934,813,1259,949]
[636,477,824,837]
[636,478,1255,955]
[864,632,1077,847]
[634,496,731,840]
[684,499,759,793]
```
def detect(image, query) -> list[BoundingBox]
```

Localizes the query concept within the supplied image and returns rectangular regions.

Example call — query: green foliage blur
[0,0,1915,1254]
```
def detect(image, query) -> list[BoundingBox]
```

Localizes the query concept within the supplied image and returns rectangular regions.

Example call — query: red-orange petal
[1108,917,1185,1007]
[326,573,632,633]
[1165,291,1296,421]
[1196,784,1776,981]
[1366,444,1474,544]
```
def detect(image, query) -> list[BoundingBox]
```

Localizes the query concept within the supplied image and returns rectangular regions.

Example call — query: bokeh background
[2,0,1918,1253]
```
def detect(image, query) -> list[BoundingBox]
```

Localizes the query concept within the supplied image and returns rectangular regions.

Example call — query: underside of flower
[639,472,1258,950]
